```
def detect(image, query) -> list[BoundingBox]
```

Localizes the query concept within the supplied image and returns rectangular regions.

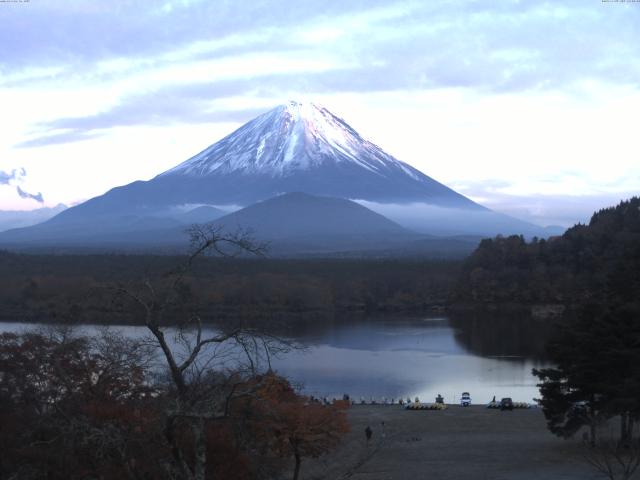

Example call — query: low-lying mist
[355,200,564,238]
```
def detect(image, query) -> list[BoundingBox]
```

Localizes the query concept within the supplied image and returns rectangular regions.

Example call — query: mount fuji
[51,101,484,215]
[153,101,482,208]
[0,101,558,253]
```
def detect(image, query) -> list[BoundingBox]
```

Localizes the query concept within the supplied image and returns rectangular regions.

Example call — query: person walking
[365,425,372,444]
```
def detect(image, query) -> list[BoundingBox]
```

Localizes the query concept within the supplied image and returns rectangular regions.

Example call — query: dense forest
[453,197,640,454]
[521,200,640,455]
[4,197,639,326]
[0,252,459,325]
[455,197,640,307]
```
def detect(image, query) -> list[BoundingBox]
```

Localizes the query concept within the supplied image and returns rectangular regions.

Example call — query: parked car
[460,392,471,407]
[570,400,588,416]
[500,397,514,411]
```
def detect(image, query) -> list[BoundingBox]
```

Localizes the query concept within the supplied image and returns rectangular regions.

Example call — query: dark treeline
[455,197,640,307]
[454,197,640,452]
[448,310,556,360]
[534,302,640,447]
[0,252,460,324]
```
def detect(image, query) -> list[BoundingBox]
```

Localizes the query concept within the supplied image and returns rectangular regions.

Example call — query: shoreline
[0,302,566,326]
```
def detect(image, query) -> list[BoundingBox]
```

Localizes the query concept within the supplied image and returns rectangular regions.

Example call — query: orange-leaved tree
[0,329,165,479]
[238,373,350,480]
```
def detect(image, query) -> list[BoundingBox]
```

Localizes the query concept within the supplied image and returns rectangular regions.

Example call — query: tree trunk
[621,412,630,446]
[292,452,301,480]
[193,417,207,480]
[590,419,597,447]
[165,416,193,480]
[149,326,187,395]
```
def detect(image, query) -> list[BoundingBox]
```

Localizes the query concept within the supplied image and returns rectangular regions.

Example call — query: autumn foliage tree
[0,331,350,479]
[238,373,350,480]
[0,329,165,479]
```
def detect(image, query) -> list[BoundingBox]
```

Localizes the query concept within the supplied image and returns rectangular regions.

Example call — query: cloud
[6,0,640,152]
[3,1,639,94]
[16,185,44,204]
[451,179,514,194]
[357,192,639,231]
[17,73,372,144]
[44,102,267,131]
[0,170,16,185]
[16,130,104,148]
[17,101,269,148]
[19,67,400,145]
[0,168,27,185]
[0,168,44,203]
[462,191,639,228]
[0,1,395,71]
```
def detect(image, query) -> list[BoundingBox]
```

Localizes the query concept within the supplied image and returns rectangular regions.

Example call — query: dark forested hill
[0,252,460,323]
[455,197,640,305]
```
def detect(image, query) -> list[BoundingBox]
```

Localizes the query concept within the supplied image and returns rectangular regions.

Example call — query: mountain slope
[208,192,455,256]
[0,204,67,232]
[43,101,483,228]
[215,192,410,239]
[0,192,483,257]
[157,101,481,207]
[178,205,226,224]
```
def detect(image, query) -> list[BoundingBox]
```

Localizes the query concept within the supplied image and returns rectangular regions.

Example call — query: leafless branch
[583,438,640,480]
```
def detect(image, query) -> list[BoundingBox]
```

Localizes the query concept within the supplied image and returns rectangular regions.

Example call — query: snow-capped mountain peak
[142,101,482,209]
[161,101,419,179]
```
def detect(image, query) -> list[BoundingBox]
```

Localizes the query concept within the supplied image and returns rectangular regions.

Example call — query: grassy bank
[298,405,597,480]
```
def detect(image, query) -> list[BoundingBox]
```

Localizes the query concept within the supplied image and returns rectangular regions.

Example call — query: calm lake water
[0,313,552,405]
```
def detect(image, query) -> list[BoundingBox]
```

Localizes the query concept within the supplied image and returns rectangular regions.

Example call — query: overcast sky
[1,0,639,226]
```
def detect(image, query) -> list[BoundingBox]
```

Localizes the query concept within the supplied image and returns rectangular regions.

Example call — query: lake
[0,312,552,405]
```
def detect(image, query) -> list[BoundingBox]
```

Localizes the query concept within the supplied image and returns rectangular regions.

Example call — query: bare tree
[583,438,640,480]
[111,224,293,480]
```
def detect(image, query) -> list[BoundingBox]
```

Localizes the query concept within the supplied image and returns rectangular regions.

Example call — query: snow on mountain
[162,101,421,180]
[137,100,482,208]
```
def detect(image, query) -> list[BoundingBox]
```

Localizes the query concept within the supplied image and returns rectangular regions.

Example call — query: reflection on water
[449,310,554,360]
[0,313,553,404]
[270,315,552,404]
